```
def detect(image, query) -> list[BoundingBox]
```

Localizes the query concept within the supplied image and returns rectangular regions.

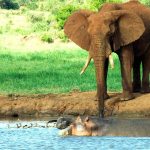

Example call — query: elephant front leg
[118,45,134,101]
[104,58,109,99]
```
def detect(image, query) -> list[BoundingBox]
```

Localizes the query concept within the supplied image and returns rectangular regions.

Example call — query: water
[0,121,150,150]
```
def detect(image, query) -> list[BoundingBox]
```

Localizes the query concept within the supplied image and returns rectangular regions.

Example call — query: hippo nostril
[12,113,19,118]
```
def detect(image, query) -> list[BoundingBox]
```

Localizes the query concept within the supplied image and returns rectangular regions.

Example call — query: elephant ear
[64,10,94,51]
[110,10,145,51]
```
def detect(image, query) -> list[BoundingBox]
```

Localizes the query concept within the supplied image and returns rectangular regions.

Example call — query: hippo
[59,116,150,137]
[47,117,73,129]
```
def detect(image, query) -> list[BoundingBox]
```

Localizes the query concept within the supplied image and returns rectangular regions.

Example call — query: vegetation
[0,0,19,10]
[0,0,149,42]
[0,0,148,95]
[41,33,54,43]
[0,47,121,95]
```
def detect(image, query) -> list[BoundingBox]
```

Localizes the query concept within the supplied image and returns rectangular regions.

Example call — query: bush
[32,22,49,32]
[41,33,54,43]
[26,1,38,10]
[28,12,44,23]
[0,0,19,9]
[55,5,78,29]
[58,30,68,42]
[88,0,106,10]
[17,0,38,10]
[141,0,150,6]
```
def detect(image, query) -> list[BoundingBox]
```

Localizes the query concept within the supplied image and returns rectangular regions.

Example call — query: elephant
[64,0,150,118]
[59,116,150,137]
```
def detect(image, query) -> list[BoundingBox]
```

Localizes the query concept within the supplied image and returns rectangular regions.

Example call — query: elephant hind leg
[118,45,135,101]
[141,51,150,93]
[132,57,142,92]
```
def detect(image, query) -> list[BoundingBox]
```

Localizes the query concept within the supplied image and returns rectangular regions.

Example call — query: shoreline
[0,92,150,119]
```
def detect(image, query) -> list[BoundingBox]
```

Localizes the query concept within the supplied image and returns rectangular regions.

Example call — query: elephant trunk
[93,56,105,118]
[90,35,113,118]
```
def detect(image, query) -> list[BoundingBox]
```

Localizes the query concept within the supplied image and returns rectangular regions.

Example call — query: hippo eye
[76,125,85,132]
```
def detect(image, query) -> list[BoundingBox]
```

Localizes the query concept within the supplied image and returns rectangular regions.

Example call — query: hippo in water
[59,116,150,137]
[56,117,73,129]
[47,117,73,129]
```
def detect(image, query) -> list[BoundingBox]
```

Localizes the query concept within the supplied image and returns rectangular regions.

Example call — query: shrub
[89,0,106,10]
[26,1,38,10]
[32,22,50,32]
[55,5,78,29]
[58,30,68,42]
[17,0,38,10]
[27,12,44,23]
[141,0,150,6]
[41,33,54,43]
[0,0,19,9]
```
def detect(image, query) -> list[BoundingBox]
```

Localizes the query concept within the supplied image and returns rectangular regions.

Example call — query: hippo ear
[64,10,94,51]
[75,116,82,123]
[85,116,89,122]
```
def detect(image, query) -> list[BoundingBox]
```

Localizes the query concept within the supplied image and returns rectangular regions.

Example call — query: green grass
[0,46,121,95]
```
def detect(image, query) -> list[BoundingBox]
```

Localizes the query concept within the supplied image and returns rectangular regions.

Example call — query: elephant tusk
[80,54,92,75]
[109,54,114,69]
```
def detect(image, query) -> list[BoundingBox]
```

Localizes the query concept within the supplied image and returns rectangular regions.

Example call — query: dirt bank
[0,92,150,118]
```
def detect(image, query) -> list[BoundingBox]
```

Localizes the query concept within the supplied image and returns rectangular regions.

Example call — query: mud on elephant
[64,1,150,117]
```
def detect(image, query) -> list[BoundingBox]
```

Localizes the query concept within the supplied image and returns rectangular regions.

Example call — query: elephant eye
[71,19,75,23]
[107,31,112,36]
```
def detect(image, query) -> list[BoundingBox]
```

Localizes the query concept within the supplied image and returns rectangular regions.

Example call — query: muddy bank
[0,92,150,118]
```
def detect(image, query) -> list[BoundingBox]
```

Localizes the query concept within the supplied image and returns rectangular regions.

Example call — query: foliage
[0,0,19,9]
[41,33,54,43]
[88,0,107,10]
[27,12,44,23]
[58,30,68,42]
[141,0,150,6]
[27,12,51,33]
[1,0,150,42]
[55,5,78,30]
[16,0,38,10]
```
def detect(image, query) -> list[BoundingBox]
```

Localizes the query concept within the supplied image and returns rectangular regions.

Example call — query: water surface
[0,120,150,150]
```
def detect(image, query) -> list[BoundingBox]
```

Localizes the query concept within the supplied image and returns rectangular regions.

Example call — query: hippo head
[56,117,72,129]
[59,116,99,136]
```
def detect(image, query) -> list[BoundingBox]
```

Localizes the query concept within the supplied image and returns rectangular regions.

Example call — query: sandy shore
[0,92,150,118]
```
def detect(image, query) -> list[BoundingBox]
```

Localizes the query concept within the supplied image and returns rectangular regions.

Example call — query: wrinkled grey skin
[56,117,73,129]
[50,117,72,129]
[60,116,150,137]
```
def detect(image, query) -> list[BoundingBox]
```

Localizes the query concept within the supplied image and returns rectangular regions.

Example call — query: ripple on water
[0,121,150,150]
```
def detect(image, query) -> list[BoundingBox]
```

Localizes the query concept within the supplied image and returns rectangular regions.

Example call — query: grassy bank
[0,44,121,95]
